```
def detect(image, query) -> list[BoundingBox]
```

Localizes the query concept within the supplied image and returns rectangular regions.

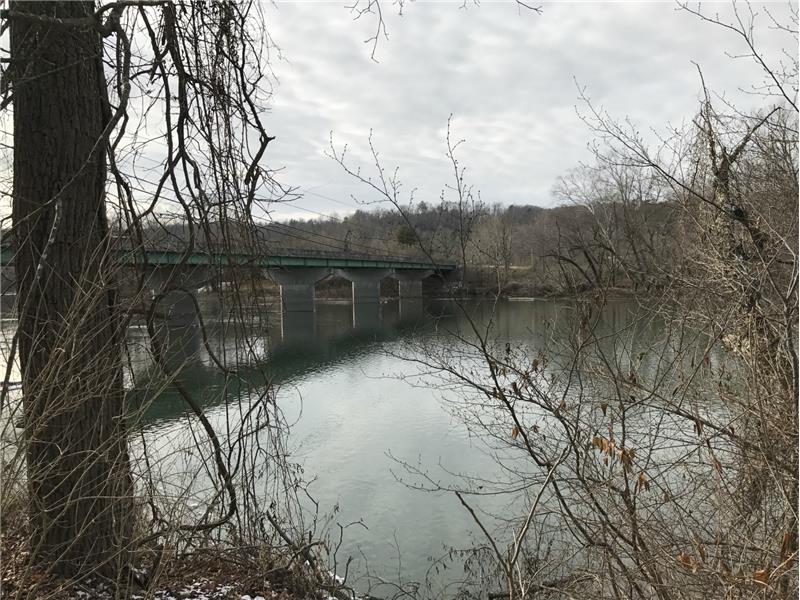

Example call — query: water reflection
[130,297,658,426]
[280,310,315,343]
[398,297,424,321]
[127,297,437,425]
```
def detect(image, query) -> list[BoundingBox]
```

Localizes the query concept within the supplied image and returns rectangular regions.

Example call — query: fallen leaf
[677,552,700,573]
[753,569,769,585]
[780,531,792,562]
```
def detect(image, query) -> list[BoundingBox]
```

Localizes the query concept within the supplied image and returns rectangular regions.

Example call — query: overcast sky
[260,1,796,221]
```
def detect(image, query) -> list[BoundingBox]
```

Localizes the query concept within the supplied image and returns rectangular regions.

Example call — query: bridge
[0,243,457,333]
[2,244,451,270]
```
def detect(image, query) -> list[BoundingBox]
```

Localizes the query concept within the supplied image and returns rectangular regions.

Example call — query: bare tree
[9,0,138,576]
[2,0,299,587]
[554,161,674,292]
[443,118,486,287]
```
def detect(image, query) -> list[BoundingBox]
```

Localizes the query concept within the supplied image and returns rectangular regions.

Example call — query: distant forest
[127,191,675,296]
[268,195,675,293]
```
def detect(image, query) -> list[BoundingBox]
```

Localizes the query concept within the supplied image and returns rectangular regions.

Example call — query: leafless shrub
[330,5,797,599]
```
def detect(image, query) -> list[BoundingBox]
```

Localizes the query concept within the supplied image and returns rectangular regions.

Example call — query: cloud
[8,2,788,222]
[259,1,796,221]
[0,3,792,224]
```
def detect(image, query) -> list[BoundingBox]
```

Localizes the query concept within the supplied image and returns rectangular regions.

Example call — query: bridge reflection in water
[127,296,434,425]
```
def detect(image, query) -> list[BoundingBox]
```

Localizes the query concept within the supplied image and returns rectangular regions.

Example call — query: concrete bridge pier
[151,320,206,373]
[393,269,432,297]
[140,266,213,371]
[268,268,330,341]
[399,280,422,299]
[337,268,391,330]
[394,270,431,320]
[145,265,212,327]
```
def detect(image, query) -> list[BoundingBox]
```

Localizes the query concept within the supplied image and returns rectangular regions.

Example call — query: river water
[124,296,685,593]
[1,296,718,595]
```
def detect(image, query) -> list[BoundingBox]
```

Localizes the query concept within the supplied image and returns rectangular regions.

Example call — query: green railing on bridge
[0,244,455,272]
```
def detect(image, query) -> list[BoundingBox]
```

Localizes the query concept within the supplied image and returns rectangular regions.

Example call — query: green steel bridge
[0,242,455,330]
[0,244,455,272]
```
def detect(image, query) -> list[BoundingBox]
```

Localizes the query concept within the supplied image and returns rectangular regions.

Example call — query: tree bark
[10,0,132,577]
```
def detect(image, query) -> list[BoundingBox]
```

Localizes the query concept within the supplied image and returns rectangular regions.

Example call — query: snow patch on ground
[70,577,247,600]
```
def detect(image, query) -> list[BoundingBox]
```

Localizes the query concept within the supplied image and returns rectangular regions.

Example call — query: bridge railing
[0,240,457,270]
[109,235,450,267]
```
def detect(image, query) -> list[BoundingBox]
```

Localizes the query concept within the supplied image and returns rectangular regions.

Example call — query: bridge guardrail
[0,242,457,271]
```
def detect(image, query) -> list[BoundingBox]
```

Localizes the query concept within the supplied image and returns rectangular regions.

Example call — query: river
[1,296,719,596]
[126,296,691,594]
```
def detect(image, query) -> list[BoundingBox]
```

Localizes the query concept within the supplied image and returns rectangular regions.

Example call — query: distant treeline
[123,196,676,296]
[269,197,677,295]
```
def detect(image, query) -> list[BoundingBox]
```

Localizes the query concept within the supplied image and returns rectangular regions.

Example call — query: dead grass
[1,507,319,600]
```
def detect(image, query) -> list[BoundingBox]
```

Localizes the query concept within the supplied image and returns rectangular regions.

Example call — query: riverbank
[447,282,639,302]
[0,490,333,600]
[1,531,326,600]
[435,264,644,302]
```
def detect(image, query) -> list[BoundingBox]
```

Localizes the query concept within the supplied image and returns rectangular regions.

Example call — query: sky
[0,2,794,224]
[259,1,797,221]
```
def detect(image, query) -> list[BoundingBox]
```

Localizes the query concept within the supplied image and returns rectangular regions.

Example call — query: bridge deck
[0,245,454,272]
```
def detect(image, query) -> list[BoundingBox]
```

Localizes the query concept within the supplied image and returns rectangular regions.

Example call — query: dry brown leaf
[780,531,792,562]
[677,552,700,573]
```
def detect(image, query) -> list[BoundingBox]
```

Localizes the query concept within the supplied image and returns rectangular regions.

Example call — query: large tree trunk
[10,0,132,577]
